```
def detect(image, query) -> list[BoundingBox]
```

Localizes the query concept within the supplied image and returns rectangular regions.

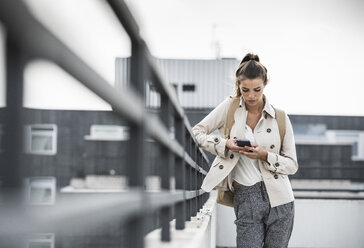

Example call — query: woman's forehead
[240,78,264,87]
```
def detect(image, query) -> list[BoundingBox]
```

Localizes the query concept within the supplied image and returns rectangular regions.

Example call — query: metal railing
[0,0,210,247]
[293,188,364,200]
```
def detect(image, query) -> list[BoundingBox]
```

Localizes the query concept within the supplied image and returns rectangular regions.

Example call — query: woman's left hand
[239,144,268,162]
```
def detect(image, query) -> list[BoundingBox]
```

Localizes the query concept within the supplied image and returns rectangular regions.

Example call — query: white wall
[23,60,112,111]
[216,197,364,248]
[290,199,364,248]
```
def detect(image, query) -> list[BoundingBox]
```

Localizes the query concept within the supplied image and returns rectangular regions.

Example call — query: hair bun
[240,53,260,65]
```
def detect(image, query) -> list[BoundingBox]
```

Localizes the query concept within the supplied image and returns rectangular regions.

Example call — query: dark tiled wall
[289,114,364,131]
[21,108,129,187]
[185,108,364,181]
[293,144,364,180]
[186,108,364,131]
[4,107,364,183]
[20,108,162,188]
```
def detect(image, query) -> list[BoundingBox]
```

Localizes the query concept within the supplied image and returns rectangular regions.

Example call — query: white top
[229,123,263,191]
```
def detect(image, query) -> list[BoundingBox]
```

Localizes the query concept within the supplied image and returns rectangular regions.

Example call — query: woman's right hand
[226,138,245,153]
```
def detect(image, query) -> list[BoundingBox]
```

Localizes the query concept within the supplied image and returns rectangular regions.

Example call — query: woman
[192,53,298,247]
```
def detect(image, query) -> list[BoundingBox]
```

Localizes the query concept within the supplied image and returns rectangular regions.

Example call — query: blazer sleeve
[264,113,299,175]
[192,97,231,158]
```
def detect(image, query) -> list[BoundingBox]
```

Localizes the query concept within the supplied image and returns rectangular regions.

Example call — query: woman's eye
[242,89,249,92]
[254,89,261,92]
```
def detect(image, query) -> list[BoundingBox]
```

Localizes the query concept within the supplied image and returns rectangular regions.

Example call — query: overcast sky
[125,0,364,116]
[1,0,364,116]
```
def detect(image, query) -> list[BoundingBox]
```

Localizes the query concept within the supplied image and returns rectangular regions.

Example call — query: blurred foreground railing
[0,0,209,247]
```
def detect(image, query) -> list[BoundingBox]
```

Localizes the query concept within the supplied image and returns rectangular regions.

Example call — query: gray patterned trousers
[233,181,295,248]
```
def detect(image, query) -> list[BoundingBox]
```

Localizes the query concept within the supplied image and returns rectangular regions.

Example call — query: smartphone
[236,139,252,147]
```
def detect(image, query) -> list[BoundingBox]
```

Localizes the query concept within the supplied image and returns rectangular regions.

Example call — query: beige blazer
[192,95,298,207]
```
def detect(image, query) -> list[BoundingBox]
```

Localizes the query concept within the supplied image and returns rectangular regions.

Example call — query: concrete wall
[216,195,364,248]
[145,192,217,248]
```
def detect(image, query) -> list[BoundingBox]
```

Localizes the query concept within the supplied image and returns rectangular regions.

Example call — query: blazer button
[274,174,278,179]
[275,162,280,167]
[230,154,234,159]
[214,137,219,143]
[270,144,275,149]
[219,164,224,169]
[267,128,271,133]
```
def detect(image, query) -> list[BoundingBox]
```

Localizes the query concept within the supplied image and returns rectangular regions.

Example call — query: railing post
[190,143,195,216]
[193,144,198,216]
[185,134,191,221]
[126,42,147,248]
[1,31,24,194]
[159,95,172,242]
[197,149,200,211]
[175,116,186,230]
[199,152,202,210]
[0,26,26,248]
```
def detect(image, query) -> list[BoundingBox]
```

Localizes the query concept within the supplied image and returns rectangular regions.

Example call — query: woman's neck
[246,98,264,114]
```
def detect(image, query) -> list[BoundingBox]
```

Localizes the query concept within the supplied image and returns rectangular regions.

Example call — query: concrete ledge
[145,192,217,248]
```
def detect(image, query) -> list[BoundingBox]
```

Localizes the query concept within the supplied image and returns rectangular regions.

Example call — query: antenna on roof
[211,24,221,60]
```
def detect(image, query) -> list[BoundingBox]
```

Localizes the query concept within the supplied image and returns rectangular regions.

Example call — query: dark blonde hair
[234,53,268,97]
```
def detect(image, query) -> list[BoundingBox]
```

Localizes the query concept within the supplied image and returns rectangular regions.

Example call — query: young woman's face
[239,78,266,108]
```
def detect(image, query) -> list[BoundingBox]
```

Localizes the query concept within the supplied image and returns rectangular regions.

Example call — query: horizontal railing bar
[146,190,184,208]
[147,116,207,175]
[0,0,147,126]
[185,153,208,175]
[0,190,145,236]
[183,118,210,163]
[296,167,364,170]
[110,4,211,165]
[145,51,184,118]
[294,190,364,199]
[144,111,210,165]
[147,115,185,156]
[185,189,205,200]
[107,0,190,128]
[0,0,210,171]
[106,0,142,43]
[293,188,364,192]
[105,0,210,165]
[0,189,209,236]
[295,196,364,200]
[293,177,364,181]
[144,45,210,165]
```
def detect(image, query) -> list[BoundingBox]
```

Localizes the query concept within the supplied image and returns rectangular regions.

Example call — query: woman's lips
[247,100,256,103]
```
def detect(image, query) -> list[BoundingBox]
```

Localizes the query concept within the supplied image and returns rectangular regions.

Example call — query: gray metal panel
[115,57,240,108]
[115,57,130,90]
[155,58,239,108]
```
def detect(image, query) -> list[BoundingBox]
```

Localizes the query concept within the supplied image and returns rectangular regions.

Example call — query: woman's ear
[236,81,241,92]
